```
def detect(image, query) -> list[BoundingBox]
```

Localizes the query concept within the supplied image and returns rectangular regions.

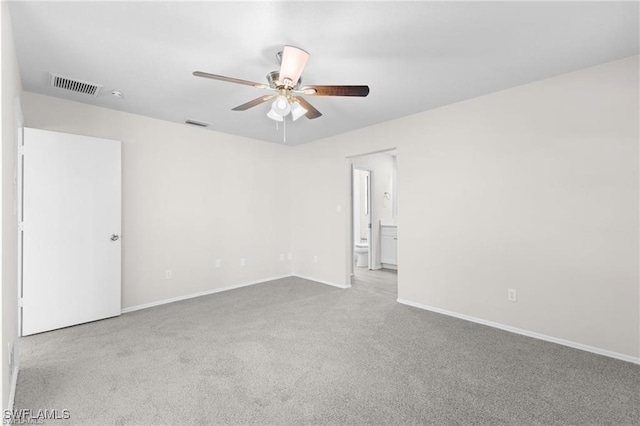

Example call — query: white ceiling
[9,1,639,146]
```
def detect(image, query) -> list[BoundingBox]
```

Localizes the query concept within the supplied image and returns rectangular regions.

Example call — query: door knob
[110,234,119,241]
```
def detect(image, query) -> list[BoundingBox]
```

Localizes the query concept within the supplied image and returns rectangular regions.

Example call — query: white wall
[1,0,23,411]
[352,153,394,269]
[292,56,639,360]
[22,92,293,310]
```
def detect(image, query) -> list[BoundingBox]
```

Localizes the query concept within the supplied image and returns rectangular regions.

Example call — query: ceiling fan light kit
[193,44,369,141]
[267,93,308,122]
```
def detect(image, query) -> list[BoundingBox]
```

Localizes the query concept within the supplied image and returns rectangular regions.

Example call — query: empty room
[1,1,639,425]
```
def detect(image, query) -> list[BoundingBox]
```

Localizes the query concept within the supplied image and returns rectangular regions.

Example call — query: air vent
[49,73,103,97]
[185,119,209,127]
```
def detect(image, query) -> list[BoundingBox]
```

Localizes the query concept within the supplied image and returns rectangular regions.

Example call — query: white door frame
[363,169,373,270]
[347,148,398,284]
[15,97,24,336]
[347,163,355,283]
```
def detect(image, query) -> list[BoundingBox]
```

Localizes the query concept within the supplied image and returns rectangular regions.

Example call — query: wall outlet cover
[8,342,14,372]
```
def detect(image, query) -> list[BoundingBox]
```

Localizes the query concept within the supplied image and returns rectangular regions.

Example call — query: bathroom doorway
[353,168,373,269]
[349,150,398,295]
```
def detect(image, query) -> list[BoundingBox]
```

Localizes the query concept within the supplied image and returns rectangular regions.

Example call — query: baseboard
[8,364,18,411]
[293,274,351,289]
[121,274,294,314]
[397,298,640,365]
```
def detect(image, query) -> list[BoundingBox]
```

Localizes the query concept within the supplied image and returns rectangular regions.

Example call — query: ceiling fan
[193,46,369,122]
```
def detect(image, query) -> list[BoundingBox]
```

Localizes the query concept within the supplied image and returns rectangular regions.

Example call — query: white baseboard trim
[8,364,19,411]
[397,298,640,365]
[293,274,351,289]
[121,274,294,314]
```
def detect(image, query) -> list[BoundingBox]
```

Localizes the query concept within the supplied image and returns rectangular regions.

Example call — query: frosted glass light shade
[267,109,283,121]
[279,46,309,87]
[271,95,291,116]
[290,101,308,121]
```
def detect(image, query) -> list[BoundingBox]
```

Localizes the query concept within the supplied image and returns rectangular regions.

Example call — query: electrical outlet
[165,269,172,279]
[507,289,517,302]
[313,256,318,263]
[240,258,246,267]
[279,254,285,261]
[214,259,221,268]
[7,342,13,373]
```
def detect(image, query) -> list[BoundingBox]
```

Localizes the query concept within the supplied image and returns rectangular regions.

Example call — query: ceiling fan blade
[279,46,309,87]
[295,97,323,119]
[299,85,370,97]
[193,71,268,89]
[231,95,275,111]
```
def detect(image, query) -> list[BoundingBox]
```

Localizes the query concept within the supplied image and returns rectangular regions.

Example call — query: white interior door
[365,171,373,270]
[22,128,121,336]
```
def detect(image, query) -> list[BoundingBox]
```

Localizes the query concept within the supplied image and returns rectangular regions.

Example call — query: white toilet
[354,243,369,268]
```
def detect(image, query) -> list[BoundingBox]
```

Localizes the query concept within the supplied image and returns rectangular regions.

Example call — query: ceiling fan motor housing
[267,71,301,89]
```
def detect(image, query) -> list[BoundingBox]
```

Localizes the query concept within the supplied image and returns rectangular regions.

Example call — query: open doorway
[352,167,372,269]
[349,150,397,296]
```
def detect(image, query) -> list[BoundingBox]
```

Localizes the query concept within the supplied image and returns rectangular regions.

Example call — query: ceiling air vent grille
[49,73,103,97]
[185,119,209,127]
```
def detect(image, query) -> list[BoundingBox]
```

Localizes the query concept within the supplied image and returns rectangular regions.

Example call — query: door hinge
[18,222,24,232]
[17,146,24,156]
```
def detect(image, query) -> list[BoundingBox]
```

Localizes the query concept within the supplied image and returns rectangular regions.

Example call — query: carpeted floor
[14,273,640,425]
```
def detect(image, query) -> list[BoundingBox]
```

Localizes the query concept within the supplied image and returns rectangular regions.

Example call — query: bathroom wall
[292,56,639,360]
[22,92,294,311]
[359,172,367,241]
[353,169,368,243]
[352,153,394,269]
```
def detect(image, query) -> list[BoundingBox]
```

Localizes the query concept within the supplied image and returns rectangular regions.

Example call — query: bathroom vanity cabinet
[380,225,397,269]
